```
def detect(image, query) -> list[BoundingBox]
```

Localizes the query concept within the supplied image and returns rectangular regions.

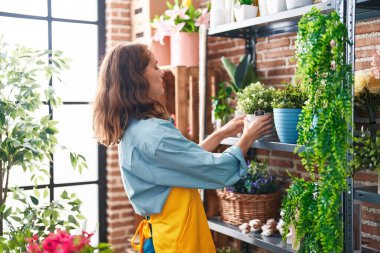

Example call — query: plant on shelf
[0,37,110,251]
[236,82,275,115]
[216,160,281,225]
[211,83,234,127]
[234,0,259,22]
[282,8,352,252]
[221,54,259,93]
[151,0,210,44]
[272,83,306,144]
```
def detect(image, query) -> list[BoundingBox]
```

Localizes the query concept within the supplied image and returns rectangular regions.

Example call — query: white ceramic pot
[234,4,259,22]
[258,0,268,16]
[266,0,287,14]
[211,0,225,10]
[225,0,234,23]
[210,8,225,27]
[286,0,313,10]
[246,112,276,140]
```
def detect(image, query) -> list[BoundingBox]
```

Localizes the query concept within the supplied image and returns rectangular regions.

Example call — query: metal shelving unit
[199,0,380,252]
[208,217,294,253]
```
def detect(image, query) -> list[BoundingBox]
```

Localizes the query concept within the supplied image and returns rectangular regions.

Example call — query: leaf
[234,55,250,89]
[221,57,236,84]
[30,195,39,205]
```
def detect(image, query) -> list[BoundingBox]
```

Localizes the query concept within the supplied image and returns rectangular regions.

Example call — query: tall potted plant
[281,8,352,252]
[0,38,110,251]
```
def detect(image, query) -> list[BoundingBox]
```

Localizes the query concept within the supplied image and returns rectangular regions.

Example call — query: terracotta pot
[151,36,171,66]
[170,32,199,67]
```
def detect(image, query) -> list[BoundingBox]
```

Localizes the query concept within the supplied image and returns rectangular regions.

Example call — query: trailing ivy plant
[282,8,353,253]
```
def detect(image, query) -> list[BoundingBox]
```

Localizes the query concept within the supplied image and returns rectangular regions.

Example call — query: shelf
[208,217,294,253]
[353,186,380,205]
[356,0,380,21]
[220,137,303,153]
[208,1,335,38]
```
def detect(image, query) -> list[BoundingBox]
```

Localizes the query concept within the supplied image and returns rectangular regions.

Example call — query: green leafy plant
[212,83,234,125]
[238,0,253,5]
[351,128,380,175]
[221,55,258,93]
[236,82,275,114]
[272,83,306,109]
[282,8,352,252]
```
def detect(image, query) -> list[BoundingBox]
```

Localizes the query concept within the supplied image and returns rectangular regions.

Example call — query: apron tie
[131,219,152,253]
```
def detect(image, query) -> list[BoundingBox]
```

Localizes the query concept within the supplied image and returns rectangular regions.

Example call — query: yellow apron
[132,187,216,253]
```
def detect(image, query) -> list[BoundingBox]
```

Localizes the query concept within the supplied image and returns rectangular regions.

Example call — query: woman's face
[143,53,164,99]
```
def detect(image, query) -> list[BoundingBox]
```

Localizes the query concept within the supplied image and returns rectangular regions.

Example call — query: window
[0,0,106,243]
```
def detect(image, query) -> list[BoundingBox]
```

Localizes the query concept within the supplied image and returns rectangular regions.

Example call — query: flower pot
[234,4,258,22]
[266,0,287,14]
[273,108,302,144]
[285,0,313,10]
[151,37,171,66]
[170,32,199,67]
[258,0,268,16]
[247,112,277,140]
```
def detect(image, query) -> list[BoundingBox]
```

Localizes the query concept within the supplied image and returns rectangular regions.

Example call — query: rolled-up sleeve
[129,124,248,189]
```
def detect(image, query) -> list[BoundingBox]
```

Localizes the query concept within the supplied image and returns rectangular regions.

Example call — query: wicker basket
[216,189,281,226]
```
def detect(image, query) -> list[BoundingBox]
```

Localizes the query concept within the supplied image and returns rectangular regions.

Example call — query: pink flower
[165,5,190,20]
[152,17,185,44]
[370,49,380,79]
[195,8,210,27]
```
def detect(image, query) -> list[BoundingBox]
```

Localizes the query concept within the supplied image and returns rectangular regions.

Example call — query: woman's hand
[218,115,245,139]
[243,114,273,143]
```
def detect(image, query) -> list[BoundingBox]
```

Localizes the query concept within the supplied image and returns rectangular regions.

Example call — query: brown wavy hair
[93,44,168,146]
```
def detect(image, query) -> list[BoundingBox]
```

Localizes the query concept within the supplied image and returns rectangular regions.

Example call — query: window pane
[52,0,97,21]
[52,22,98,102]
[0,17,48,50]
[53,105,98,183]
[54,185,99,245]
[0,0,47,16]
[9,106,50,187]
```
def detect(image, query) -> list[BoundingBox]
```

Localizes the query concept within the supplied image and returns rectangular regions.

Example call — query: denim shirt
[118,117,248,216]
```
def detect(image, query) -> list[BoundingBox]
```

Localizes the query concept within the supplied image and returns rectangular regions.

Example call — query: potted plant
[234,0,259,22]
[272,83,306,144]
[216,160,281,225]
[266,0,287,15]
[212,83,235,129]
[236,82,276,140]
[285,0,313,10]
[152,0,210,67]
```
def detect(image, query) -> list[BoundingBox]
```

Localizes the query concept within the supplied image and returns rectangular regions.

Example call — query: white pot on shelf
[258,0,268,16]
[225,0,234,23]
[285,0,313,10]
[266,0,287,14]
[210,8,225,27]
[234,4,259,22]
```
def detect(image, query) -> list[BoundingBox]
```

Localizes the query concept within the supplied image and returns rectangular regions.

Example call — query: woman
[93,44,273,253]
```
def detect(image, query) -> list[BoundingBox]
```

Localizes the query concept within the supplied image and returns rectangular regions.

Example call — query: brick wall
[105,1,135,253]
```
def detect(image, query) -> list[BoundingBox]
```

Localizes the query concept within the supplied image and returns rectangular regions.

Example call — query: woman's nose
[160,70,165,78]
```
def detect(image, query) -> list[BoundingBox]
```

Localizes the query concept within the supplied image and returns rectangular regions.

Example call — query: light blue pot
[273,108,302,144]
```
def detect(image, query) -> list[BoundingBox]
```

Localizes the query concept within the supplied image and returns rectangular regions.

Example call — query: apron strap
[131,219,152,253]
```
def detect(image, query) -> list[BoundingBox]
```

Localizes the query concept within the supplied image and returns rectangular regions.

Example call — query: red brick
[256,38,290,50]
[356,22,380,34]
[267,68,295,76]
[256,59,286,69]
[355,49,377,59]
[110,3,128,9]
[255,149,270,156]
[264,49,295,59]
[354,172,378,182]
[110,19,129,25]
[362,211,380,223]
[355,36,380,48]
[355,61,372,71]
[269,159,293,168]
[362,224,380,237]
[272,150,298,159]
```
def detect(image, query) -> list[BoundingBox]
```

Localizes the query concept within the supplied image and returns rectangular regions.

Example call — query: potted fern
[272,83,306,144]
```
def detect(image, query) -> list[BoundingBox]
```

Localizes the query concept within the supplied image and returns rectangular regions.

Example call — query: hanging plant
[282,8,353,253]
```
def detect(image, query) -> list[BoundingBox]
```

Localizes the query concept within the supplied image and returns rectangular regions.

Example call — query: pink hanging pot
[170,32,199,67]
[151,36,171,66]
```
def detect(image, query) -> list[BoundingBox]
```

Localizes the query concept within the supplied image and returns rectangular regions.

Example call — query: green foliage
[221,55,258,93]
[238,0,253,5]
[212,83,234,125]
[272,83,306,109]
[236,82,275,114]
[351,128,380,175]
[282,8,352,252]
